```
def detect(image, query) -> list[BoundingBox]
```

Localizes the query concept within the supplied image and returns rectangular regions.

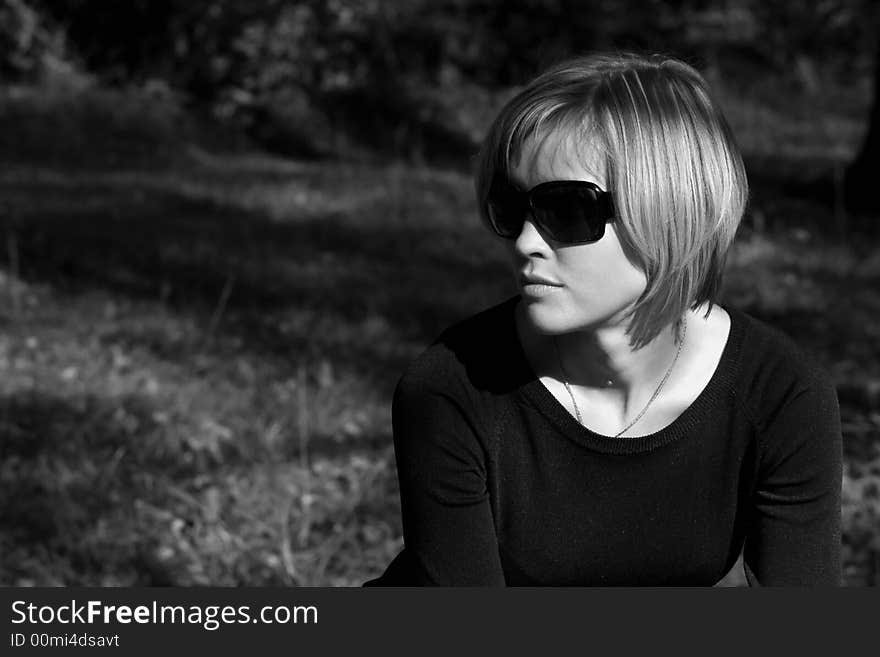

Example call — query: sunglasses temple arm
[605,195,615,218]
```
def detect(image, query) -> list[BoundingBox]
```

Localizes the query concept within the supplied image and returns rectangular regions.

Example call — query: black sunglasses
[486,178,615,244]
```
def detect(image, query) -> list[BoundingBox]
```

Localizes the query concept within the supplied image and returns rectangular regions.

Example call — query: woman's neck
[516,302,684,401]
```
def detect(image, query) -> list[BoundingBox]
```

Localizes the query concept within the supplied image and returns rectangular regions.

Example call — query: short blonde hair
[475,52,748,349]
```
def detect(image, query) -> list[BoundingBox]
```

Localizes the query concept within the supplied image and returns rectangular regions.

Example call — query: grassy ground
[0,80,878,586]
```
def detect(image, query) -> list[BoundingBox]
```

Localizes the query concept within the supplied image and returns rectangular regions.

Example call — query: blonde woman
[366,53,842,586]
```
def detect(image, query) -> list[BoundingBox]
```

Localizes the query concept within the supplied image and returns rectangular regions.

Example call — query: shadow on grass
[0,166,512,387]
[745,154,880,240]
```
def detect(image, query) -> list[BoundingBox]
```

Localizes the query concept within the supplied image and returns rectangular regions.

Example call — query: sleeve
[743,375,843,586]
[389,373,506,586]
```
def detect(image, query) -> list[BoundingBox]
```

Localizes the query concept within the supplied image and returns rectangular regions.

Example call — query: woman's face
[506,129,648,335]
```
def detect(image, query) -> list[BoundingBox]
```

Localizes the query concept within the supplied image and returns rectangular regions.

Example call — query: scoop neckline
[507,296,745,455]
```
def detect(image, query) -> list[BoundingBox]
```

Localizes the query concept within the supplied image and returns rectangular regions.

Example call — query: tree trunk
[844,43,880,219]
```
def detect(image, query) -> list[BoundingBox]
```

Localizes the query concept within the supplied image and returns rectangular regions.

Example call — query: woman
[366,52,842,586]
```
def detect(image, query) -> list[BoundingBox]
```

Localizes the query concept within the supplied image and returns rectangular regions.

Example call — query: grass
[0,139,509,585]
[0,78,878,586]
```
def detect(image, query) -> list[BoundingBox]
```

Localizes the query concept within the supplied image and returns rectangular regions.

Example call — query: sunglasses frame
[486,179,616,244]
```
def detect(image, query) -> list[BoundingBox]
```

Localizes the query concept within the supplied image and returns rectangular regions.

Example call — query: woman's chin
[520,298,574,336]
[520,295,628,336]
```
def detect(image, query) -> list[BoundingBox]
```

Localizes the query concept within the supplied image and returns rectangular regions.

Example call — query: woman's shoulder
[727,305,838,426]
[398,295,525,395]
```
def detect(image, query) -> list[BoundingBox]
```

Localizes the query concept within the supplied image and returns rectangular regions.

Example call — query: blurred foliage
[26,0,877,86]
[2,0,876,161]
[0,0,64,79]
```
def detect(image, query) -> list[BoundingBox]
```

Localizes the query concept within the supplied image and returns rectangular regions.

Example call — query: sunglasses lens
[533,184,609,243]
[486,179,613,243]
[486,182,525,238]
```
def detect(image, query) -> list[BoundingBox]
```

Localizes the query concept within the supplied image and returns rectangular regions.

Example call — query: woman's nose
[513,217,552,256]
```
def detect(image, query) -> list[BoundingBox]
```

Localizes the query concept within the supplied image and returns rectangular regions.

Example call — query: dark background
[0,0,878,587]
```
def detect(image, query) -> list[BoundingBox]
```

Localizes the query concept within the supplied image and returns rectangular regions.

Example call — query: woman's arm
[389,373,506,586]
[743,374,843,586]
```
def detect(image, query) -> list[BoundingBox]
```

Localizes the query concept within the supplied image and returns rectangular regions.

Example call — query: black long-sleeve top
[366,296,842,586]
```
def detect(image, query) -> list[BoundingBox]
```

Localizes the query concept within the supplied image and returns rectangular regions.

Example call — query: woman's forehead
[509,128,606,190]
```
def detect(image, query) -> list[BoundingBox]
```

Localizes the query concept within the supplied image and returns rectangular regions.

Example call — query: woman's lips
[521,282,562,297]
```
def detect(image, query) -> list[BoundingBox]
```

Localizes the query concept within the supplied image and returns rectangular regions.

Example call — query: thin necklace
[553,318,686,438]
